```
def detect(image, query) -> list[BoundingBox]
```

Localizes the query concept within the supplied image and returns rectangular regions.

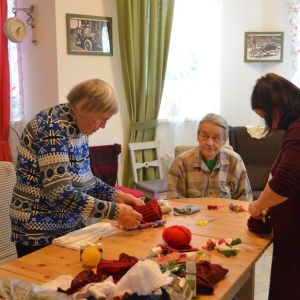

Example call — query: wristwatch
[4,17,27,43]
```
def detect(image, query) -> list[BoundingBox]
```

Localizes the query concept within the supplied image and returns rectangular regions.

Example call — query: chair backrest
[89,143,121,186]
[0,161,17,264]
[228,126,284,191]
[129,141,164,183]
[174,145,197,157]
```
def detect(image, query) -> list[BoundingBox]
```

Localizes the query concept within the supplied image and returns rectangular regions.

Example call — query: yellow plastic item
[81,246,101,267]
[196,219,217,226]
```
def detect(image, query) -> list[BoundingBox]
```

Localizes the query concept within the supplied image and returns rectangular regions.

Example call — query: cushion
[89,144,121,186]
[0,161,17,264]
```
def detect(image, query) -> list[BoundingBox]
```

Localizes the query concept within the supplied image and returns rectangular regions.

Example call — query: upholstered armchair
[0,161,17,265]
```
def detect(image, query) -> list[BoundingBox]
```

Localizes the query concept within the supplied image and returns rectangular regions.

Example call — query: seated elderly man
[167,113,252,201]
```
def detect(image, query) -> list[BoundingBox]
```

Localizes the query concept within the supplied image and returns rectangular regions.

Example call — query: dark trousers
[15,243,48,258]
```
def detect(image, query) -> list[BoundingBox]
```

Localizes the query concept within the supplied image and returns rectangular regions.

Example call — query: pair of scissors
[196,219,217,226]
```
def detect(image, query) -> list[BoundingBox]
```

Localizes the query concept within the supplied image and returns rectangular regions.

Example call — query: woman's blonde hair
[67,79,119,115]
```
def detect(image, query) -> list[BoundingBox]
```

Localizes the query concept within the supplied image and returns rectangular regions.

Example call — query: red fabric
[0,0,12,162]
[195,261,229,295]
[97,253,139,283]
[247,214,272,233]
[115,185,145,198]
[133,199,162,222]
[179,260,229,295]
[89,144,121,186]
[58,253,139,295]
[57,269,102,295]
[89,144,144,198]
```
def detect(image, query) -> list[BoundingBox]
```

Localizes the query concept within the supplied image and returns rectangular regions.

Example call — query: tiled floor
[254,243,273,300]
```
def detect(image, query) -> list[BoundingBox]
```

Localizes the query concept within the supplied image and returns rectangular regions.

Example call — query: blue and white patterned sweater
[10,103,119,246]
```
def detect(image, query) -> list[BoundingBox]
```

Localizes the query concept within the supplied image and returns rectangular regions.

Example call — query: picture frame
[66,13,113,56]
[244,32,284,62]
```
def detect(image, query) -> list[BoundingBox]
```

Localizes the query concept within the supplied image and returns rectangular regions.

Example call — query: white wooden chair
[0,161,17,264]
[128,141,167,200]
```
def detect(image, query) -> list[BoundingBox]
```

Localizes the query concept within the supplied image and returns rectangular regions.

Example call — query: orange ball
[82,246,101,267]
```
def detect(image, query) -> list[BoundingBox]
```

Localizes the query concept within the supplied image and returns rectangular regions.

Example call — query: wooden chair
[0,161,17,265]
[128,141,167,200]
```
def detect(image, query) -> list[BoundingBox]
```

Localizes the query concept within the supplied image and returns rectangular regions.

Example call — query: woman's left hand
[115,192,145,206]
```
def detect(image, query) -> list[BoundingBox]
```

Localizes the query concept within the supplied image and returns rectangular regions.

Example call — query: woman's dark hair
[251,73,300,133]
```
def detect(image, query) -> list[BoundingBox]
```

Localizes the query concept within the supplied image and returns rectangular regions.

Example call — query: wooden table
[0,198,272,300]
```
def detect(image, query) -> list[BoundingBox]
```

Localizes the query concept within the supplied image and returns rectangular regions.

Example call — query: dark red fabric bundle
[97,253,139,283]
[195,261,229,294]
[133,199,162,222]
[179,260,228,295]
[57,269,102,295]
[247,214,272,233]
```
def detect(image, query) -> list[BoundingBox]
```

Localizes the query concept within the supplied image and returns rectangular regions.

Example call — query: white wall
[16,0,129,183]
[220,0,290,126]
[15,0,292,182]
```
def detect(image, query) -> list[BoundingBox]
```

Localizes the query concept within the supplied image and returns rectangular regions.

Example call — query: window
[158,0,221,119]
[7,0,23,122]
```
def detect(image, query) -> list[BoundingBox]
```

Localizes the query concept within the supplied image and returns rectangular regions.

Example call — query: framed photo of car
[66,13,113,56]
[244,32,284,62]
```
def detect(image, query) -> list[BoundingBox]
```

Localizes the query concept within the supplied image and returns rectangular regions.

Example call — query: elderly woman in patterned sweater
[10,79,143,258]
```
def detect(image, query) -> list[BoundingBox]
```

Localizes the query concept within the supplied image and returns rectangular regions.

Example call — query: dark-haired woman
[249,72,300,299]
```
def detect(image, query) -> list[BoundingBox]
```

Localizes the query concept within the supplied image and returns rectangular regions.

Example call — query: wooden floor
[254,243,273,300]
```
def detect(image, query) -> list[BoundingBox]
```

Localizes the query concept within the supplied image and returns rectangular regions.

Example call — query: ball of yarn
[162,225,192,248]
[82,246,101,267]
[247,215,272,233]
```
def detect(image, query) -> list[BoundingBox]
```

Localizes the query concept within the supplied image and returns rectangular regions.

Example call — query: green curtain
[116,0,174,187]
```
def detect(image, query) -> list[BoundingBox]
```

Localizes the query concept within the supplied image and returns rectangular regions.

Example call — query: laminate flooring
[254,243,273,300]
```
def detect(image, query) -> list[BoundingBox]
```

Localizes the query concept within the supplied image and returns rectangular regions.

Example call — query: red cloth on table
[97,253,139,283]
[57,269,102,295]
[57,253,139,295]
[179,260,229,295]
[196,260,229,294]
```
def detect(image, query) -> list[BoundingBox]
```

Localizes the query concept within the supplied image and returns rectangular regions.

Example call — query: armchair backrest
[228,126,284,199]
[0,161,17,264]
[89,143,121,186]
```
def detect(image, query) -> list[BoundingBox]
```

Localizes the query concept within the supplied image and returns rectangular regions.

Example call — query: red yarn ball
[162,225,192,248]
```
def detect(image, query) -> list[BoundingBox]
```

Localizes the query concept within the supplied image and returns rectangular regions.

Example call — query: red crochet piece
[133,200,162,222]
[247,215,272,233]
[97,253,139,283]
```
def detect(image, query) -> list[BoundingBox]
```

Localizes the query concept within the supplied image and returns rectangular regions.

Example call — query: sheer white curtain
[7,0,25,162]
[157,0,221,176]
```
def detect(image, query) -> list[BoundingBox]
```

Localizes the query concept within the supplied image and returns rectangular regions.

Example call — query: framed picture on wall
[244,32,284,62]
[66,13,113,56]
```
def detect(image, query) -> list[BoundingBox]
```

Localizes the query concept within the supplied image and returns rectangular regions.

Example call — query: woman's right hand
[117,203,142,228]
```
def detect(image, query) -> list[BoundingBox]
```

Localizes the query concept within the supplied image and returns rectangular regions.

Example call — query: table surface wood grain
[0,198,272,300]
